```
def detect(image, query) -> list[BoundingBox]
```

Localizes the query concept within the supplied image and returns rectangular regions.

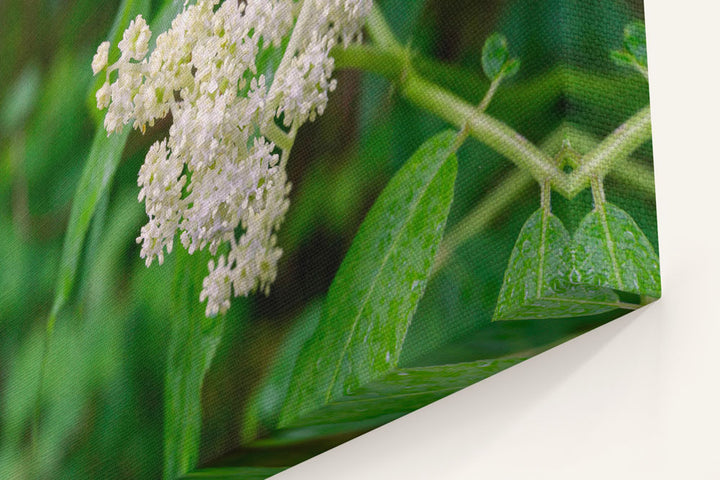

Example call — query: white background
[279,1,720,478]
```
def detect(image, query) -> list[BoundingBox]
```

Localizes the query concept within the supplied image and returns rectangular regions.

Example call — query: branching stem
[335,43,651,199]
[264,121,294,152]
[342,4,654,275]
[565,105,652,197]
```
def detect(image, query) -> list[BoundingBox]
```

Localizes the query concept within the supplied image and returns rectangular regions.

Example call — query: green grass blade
[278,130,459,427]
[47,127,131,328]
[49,0,153,329]
[164,249,227,480]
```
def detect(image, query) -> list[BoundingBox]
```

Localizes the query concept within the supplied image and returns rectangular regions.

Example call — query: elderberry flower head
[92,0,372,316]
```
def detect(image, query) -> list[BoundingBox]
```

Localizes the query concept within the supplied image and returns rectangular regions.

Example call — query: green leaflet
[494,208,620,320]
[164,249,229,480]
[278,130,459,428]
[481,33,519,82]
[572,202,661,298]
[482,33,511,81]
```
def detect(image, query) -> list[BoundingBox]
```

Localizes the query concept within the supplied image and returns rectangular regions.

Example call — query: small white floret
[95,81,111,110]
[92,41,110,75]
[119,15,151,61]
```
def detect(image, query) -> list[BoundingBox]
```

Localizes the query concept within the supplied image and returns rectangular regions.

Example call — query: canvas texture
[0,0,657,478]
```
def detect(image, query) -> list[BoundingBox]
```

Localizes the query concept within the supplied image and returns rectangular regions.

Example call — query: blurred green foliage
[0,0,654,478]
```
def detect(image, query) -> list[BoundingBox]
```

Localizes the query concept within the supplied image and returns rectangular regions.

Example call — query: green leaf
[494,208,620,320]
[180,467,286,479]
[572,202,661,298]
[282,358,525,431]
[278,130,459,428]
[164,249,228,480]
[482,33,510,80]
[240,301,323,443]
[623,21,647,67]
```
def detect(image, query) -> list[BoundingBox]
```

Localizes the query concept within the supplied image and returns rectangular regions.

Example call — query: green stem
[403,73,560,185]
[333,46,564,187]
[263,121,294,152]
[263,0,309,126]
[564,105,652,197]
[590,175,606,207]
[453,74,503,152]
[335,45,559,186]
[478,76,502,113]
[607,159,654,196]
[633,60,649,80]
[334,45,653,200]
[593,181,624,289]
[344,5,654,273]
[335,46,560,183]
[365,5,402,51]
[540,178,551,214]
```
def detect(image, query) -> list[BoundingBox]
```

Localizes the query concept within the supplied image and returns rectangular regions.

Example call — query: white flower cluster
[92,0,372,316]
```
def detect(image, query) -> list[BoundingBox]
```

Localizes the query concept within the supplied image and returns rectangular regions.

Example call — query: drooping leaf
[494,208,621,320]
[164,249,228,480]
[572,202,661,298]
[278,130,459,428]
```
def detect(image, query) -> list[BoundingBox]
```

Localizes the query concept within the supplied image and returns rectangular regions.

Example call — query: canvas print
[0,0,658,478]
